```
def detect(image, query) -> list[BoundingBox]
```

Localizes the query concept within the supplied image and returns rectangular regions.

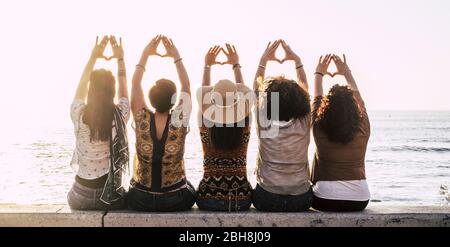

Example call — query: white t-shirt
[312,180,370,201]
[70,97,130,179]
[254,94,311,195]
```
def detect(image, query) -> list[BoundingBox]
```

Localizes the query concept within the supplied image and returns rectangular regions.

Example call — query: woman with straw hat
[196,44,255,212]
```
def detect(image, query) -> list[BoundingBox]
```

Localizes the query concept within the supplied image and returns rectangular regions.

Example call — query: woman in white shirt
[252,40,312,212]
[68,36,130,210]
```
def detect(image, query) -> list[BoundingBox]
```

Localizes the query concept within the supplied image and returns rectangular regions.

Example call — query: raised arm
[281,40,308,91]
[74,36,108,101]
[202,45,221,86]
[162,36,190,94]
[314,54,332,97]
[223,43,243,84]
[161,36,191,109]
[131,35,162,114]
[110,36,128,99]
[253,40,281,91]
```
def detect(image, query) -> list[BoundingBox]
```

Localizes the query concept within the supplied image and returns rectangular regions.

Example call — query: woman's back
[196,118,253,210]
[70,97,130,179]
[132,107,188,192]
[311,90,370,183]
[256,116,311,195]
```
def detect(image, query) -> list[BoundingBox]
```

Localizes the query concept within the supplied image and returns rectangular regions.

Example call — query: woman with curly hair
[311,54,370,212]
[251,40,312,212]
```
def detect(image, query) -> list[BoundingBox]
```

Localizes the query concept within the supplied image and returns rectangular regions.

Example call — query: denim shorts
[252,184,312,212]
[67,181,126,211]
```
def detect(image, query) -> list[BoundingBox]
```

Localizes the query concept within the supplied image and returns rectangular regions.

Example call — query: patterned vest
[197,120,253,202]
[132,108,188,192]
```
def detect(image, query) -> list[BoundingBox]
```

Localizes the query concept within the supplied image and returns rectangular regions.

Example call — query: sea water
[0,111,449,205]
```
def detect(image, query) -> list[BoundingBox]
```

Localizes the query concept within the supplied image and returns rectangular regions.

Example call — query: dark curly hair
[263,76,310,121]
[149,79,177,113]
[314,84,362,144]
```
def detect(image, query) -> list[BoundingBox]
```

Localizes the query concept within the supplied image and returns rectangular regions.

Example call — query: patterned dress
[197,120,253,211]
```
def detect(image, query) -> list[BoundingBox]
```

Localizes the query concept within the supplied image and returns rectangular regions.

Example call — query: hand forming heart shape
[316,54,350,78]
[204,45,237,66]
[211,48,229,65]
[93,35,124,61]
[261,39,302,65]
[142,35,181,60]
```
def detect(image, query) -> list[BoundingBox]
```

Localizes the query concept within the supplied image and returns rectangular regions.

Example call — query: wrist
[259,59,268,66]
[174,57,182,64]
[295,63,304,70]
[139,55,148,66]
[343,69,352,77]
[173,54,181,61]
[89,54,99,61]
[314,71,325,77]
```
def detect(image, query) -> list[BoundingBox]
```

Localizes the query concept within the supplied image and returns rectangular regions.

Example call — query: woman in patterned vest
[128,35,195,212]
[196,44,254,211]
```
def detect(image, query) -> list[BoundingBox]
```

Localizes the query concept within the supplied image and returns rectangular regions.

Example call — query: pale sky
[1,0,450,130]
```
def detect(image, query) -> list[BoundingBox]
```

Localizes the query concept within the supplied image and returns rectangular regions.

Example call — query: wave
[372,145,450,153]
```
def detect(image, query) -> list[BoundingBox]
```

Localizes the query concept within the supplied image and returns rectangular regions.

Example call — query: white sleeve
[117,97,131,123]
[70,99,85,124]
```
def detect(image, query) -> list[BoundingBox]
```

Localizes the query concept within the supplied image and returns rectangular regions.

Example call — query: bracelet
[174,57,183,64]
[314,72,324,76]
[258,64,266,69]
[118,70,126,77]
[117,58,124,62]
[136,64,146,71]
[204,65,211,70]
[232,63,241,69]
[296,64,304,69]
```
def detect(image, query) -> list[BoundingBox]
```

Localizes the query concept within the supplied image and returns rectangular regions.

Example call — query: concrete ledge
[1,204,449,227]
[0,204,104,227]
[104,206,450,227]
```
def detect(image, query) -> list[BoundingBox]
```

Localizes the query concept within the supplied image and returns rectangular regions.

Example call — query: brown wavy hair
[82,69,116,142]
[263,76,310,121]
[314,84,361,144]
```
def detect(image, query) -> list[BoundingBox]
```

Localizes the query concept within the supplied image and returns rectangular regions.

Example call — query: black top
[149,112,171,190]
[75,174,108,189]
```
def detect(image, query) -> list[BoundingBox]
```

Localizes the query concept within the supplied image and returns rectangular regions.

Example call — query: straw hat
[197,79,254,125]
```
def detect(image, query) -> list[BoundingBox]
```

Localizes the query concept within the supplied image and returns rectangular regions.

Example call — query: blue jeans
[196,198,251,212]
[67,181,126,210]
[127,182,196,212]
[252,184,312,212]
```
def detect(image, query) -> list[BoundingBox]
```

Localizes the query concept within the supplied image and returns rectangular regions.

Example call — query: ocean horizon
[0,110,449,205]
